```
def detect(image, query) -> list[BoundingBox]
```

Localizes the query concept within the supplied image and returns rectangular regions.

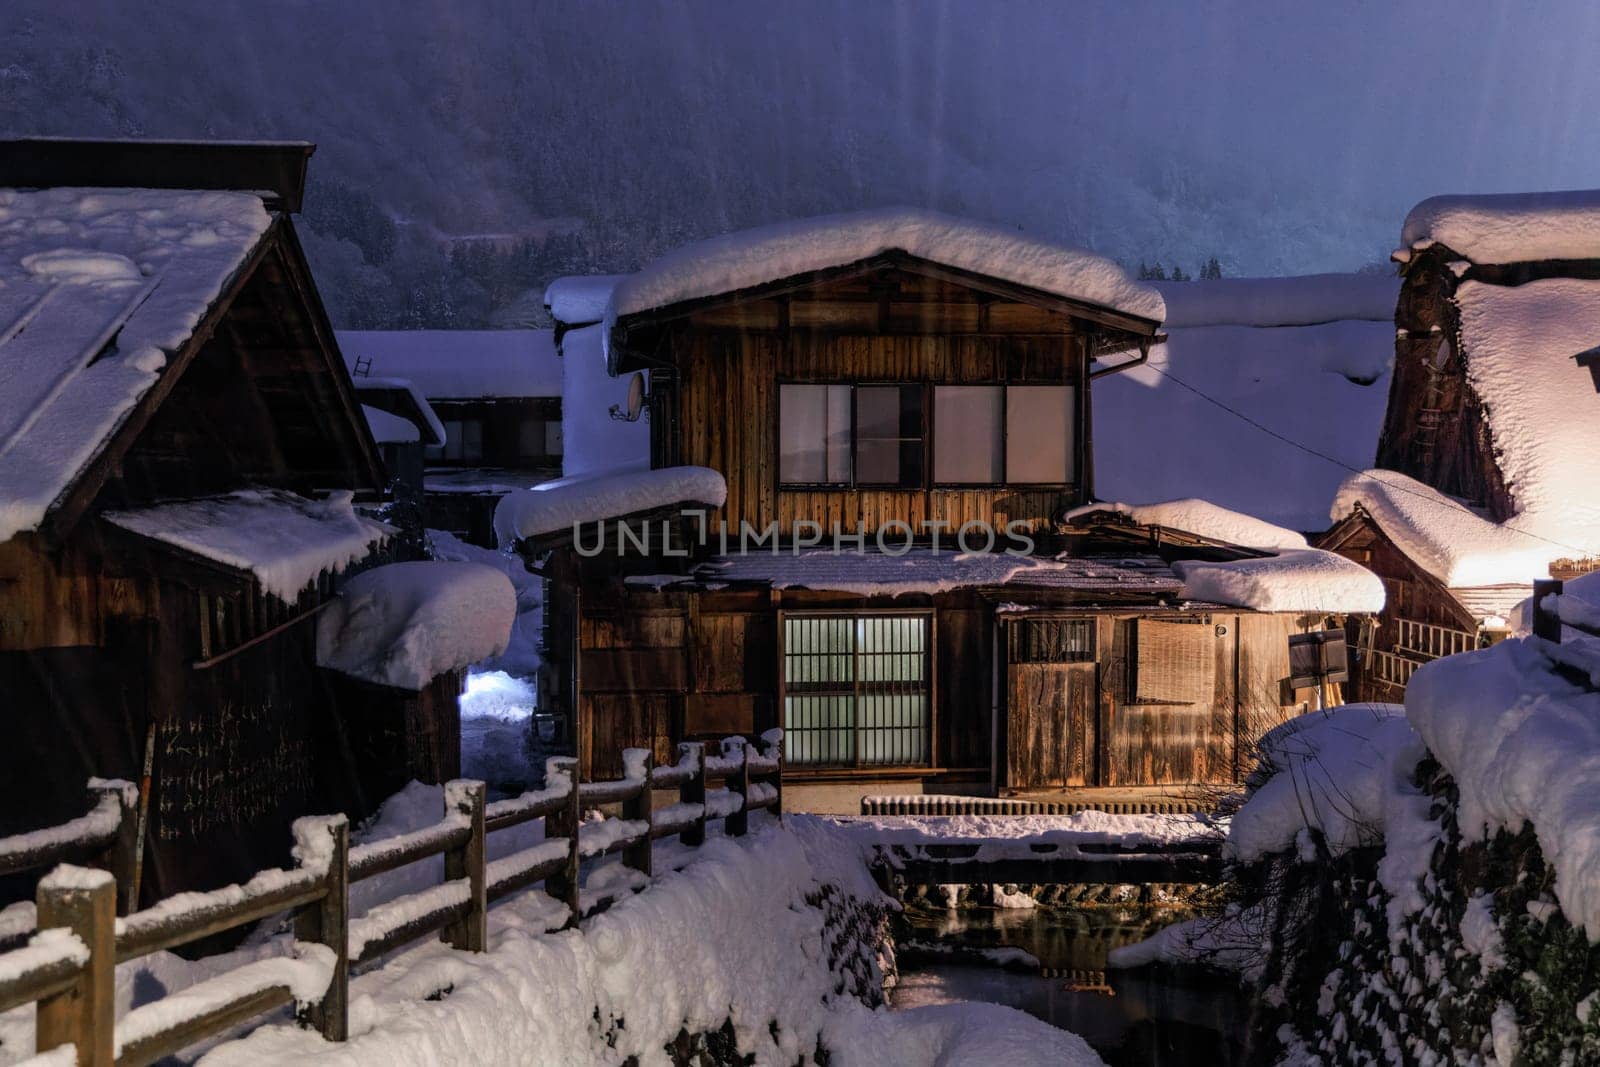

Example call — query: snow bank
[493,465,726,545]
[610,206,1163,339]
[0,187,272,544]
[1406,636,1600,937]
[544,275,626,327]
[1094,319,1391,532]
[338,330,560,398]
[1332,470,1570,588]
[1153,273,1396,328]
[317,562,516,690]
[825,1001,1103,1067]
[1226,704,1424,865]
[1172,548,1385,613]
[1453,278,1600,550]
[1399,189,1600,264]
[1068,498,1308,550]
[363,404,421,444]
[558,323,650,479]
[427,530,542,678]
[103,489,391,601]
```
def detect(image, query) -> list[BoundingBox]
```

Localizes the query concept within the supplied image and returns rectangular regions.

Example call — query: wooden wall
[1003,611,1317,792]
[1378,248,1513,520]
[663,268,1090,538]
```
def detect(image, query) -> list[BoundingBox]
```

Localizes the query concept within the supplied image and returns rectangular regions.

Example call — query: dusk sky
[5,1,1599,320]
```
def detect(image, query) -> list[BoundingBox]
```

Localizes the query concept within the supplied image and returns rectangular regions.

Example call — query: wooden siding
[671,330,1086,536]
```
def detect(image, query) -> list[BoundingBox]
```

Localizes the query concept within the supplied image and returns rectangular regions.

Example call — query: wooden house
[1320,191,1600,701]
[0,140,494,905]
[340,330,563,546]
[515,210,1381,810]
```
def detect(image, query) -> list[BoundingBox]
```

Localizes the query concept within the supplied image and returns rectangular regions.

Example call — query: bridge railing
[0,733,782,1066]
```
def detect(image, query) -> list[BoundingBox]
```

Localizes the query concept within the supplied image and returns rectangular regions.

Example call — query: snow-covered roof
[362,404,420,444]
[1408,636,1600,936]
[1066,499,1309,550]
[103,489,392,601]
[1399,189,1600,265]
[1453,278,1600,547]
[1152,273,1396,329]
[0,187,273,544]
[1332,470,1570,589]
[351,377,447,446]
[1171,548,1385,614]
[544,274,626,327]
[315,561,516,690]
[559,323,650,479]
[493,465,726,545]
[338,330,560,399]
[692,549,1176,599]
[1094,301,1392,532]
[609,207,1165,325]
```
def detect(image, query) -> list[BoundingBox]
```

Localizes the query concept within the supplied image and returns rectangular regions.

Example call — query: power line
[1141,359,1598,561]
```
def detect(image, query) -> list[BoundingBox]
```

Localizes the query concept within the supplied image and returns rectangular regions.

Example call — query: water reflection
[891,901,1247,1066]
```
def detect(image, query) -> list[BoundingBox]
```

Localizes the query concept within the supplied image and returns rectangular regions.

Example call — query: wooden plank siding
[658,266,1094,538]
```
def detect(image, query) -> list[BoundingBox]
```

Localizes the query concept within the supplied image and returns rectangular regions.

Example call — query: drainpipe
[1087,335,1160,380]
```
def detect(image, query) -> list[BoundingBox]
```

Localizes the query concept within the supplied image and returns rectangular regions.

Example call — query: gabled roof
[604,207,1165,374]
[0,186,274,543]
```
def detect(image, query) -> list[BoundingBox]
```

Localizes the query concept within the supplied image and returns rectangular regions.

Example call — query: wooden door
[1006,660,1096,790]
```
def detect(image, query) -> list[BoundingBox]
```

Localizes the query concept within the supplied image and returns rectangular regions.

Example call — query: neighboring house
[339,330,563,545]
[1321,191,1600,701]
[515,209,1381,809]
[0,140,510,905]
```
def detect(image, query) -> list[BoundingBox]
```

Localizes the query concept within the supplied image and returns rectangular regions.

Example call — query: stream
[889,899,1249,1066]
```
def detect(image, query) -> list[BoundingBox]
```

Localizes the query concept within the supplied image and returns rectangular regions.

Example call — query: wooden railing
[1392,618,1486,661]
[0,735,781,1066]
[1365,646,1425,690]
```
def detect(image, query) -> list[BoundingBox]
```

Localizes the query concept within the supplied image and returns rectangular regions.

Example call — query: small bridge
[869,839,1225,887]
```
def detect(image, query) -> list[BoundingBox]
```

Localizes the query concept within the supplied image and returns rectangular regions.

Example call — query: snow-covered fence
[0,733,782,1065]
[0,780,139,929]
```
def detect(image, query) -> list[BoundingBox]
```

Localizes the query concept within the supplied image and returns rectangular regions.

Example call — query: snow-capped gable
[609,207,1165,326]
[0,187,273,543]
[1399,189,1600,265]
[1067,498,1309,550]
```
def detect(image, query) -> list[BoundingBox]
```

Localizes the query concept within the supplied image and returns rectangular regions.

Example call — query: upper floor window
[779,384,924,488]
[932,384,1075,486]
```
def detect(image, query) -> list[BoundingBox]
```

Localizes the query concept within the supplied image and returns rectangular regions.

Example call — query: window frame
[930,382,1077,489]
[776,380,927,490]
[777,608,937,770]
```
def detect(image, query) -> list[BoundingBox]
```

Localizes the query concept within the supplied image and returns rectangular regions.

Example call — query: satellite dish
[609,372,648,422]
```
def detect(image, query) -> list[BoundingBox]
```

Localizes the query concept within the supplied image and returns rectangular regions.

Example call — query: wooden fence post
[760,732,784,821]
[622,751,653,877]
[1533,579,1565,642]
[544,758,581,926]
[89,781,139,916]
[726,744,750,838]
[293,816,348,1042]
[35,865,115,1067]
[678,743,706,848]
[443,780,487,953]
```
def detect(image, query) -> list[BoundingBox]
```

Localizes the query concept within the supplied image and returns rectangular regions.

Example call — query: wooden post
[1533,579,1565,643]
[621,752,653,877]
[760,733,783,821]
[35,865,115,1067]
[544,758,581,925]
[442,780,487,952]
[88,781,139,916]
[678,743,706,848]
[726,744,750,838]
[293,816,348,1042]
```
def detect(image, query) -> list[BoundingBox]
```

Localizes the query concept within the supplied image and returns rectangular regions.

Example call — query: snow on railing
[0,733,782,1066]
